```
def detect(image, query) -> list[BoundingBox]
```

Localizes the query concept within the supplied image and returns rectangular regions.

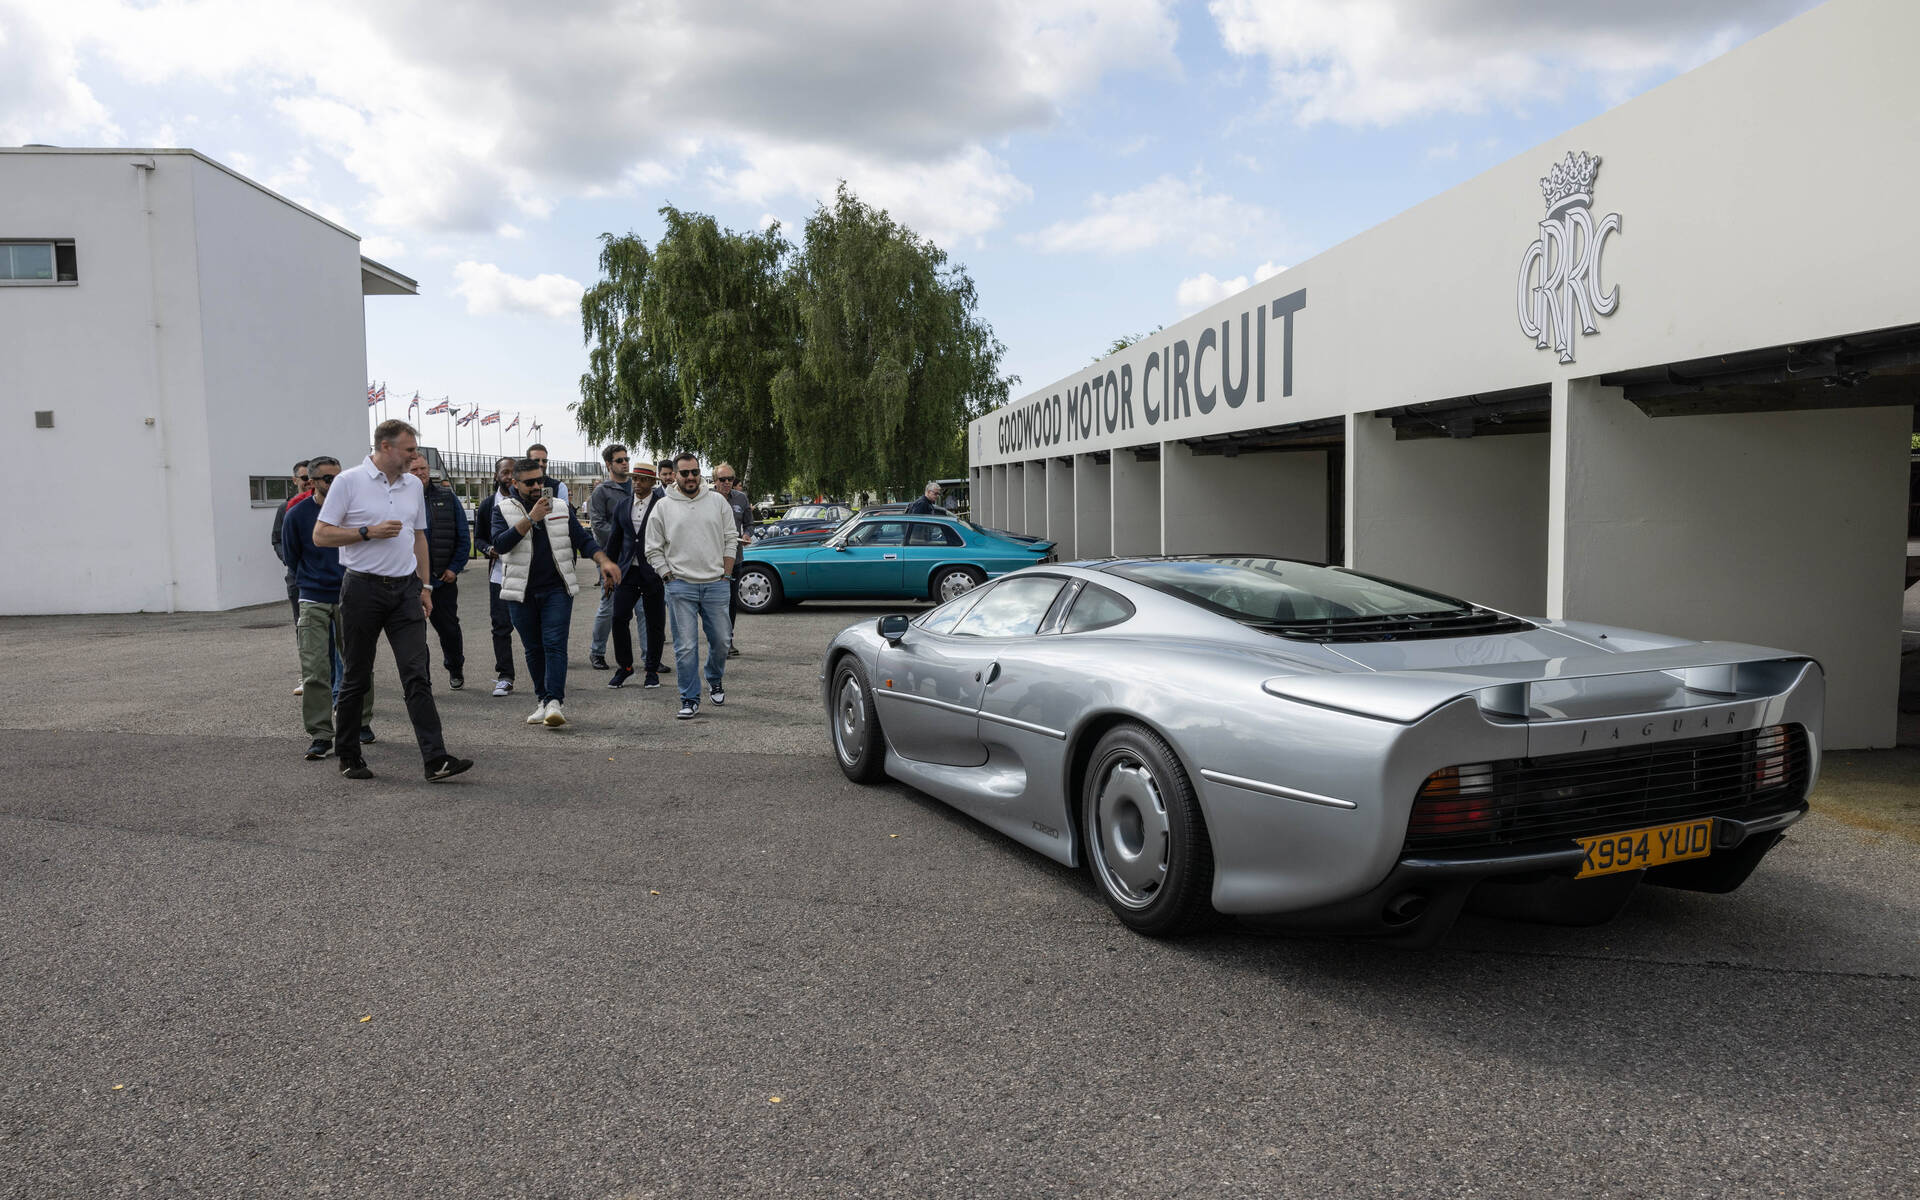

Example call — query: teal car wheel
[738,564,784,613]
[929,565,983,603]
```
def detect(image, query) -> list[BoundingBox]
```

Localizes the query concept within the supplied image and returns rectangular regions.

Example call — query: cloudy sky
[4,0,1817,463]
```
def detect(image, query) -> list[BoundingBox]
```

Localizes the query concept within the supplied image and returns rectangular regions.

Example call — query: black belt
[345,569,419,584]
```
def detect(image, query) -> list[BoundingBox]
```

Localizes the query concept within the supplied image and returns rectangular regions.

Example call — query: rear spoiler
[1261,642,1815,725]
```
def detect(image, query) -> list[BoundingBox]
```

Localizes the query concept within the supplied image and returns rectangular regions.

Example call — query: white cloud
[1026,175,1271,258]
[1176,272,1248,312]
[14,0,1180,241]
[1176,260,1286,313]
[451,261,584,321]
[1208,0,1815,126]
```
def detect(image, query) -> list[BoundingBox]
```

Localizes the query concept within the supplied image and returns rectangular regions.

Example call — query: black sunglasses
[714,475,735,483]
[314,472,340,482]
[612,456,629,463]
[676,468,702,476]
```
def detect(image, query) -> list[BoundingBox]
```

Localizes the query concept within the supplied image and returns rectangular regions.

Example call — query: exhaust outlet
[1382,892,1430,926]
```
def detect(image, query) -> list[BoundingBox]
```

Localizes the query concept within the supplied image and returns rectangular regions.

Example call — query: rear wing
[1262,642,1817,725]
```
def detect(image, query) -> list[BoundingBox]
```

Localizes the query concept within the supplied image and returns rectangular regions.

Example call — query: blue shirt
[281,495,347,603]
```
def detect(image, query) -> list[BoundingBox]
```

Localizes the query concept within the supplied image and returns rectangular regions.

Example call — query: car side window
[906,522,962,547]
[1061,584,1135,634]
[917,587,984,634]
[950,576,1068,639]
[846,521,907,547]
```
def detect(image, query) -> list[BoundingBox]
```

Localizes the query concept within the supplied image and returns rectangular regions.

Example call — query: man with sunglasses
[712,463,750,658]
[586,444,636,669]
[279,456,374,760]
[271,459,312,694]
[645,453,738,719]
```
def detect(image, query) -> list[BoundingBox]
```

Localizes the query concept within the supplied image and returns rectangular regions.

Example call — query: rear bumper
[1243,803,1807,947]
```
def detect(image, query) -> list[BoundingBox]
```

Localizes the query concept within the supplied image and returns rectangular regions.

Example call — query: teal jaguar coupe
[737,514,1053,613]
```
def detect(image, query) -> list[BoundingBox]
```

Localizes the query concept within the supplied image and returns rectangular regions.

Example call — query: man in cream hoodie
[644,452,740,718]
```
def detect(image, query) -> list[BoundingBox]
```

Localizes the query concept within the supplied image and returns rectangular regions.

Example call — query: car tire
[736,564,784,614]
[928,565,984,604]
[1081,723,1217,937]
[828,655,887,783]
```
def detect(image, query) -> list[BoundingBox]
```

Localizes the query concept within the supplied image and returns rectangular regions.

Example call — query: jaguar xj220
[819,556,1821,943]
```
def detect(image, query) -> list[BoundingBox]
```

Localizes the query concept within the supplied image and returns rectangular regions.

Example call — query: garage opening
[1351,386,1552,617]
[1163,418,1343,564]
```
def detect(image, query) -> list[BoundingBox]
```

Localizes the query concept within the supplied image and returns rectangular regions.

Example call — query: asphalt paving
[3,575,1915,1197]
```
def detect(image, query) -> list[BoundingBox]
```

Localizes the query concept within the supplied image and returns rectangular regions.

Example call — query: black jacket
[423,482,468,578]
[904,496,948,515]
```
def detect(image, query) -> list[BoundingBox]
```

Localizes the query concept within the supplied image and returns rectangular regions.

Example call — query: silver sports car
[819,556,1821,944]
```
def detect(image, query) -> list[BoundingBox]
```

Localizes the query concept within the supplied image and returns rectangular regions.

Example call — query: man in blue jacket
[281,456,375,760]
[410,456,469,689]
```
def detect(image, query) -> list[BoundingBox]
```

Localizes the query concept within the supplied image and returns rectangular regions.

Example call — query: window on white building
[0,240,78,284]
[249,477,297,508]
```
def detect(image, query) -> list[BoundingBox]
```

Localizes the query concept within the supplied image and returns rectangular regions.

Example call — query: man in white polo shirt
[314,419,473,782]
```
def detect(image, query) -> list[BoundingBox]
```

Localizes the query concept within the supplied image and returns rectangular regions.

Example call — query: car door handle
[985,662,1001,685]
[883,553,898,560]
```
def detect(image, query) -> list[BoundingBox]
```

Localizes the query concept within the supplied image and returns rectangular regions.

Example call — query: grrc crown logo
[1516,150,1621,364]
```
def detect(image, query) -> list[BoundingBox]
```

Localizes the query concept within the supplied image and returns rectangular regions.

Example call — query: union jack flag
[366,384,380,407]
[480,411,501,426]
[407,391,420,415]
[505,414,519,432]
[425,398,450,416]
[456,408,477,427]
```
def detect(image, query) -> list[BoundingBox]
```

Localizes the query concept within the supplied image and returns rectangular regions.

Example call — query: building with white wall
[968,0,1917,749]
[1,147,415,616]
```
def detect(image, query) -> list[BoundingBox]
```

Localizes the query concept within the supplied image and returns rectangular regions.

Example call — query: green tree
[576,233,682,457]
[773,184,1011,496]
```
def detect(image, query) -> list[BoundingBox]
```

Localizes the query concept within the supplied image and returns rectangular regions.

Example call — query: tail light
[1753,724,1791,790]
[1409,763,1498,836]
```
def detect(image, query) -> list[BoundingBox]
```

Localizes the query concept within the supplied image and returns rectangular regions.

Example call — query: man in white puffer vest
[490,457,622,728]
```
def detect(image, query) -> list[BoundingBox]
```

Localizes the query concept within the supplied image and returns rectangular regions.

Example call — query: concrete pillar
[1549,377,1910,749]
[992,464,1008,529]
[1075,453,1112,559]
[1024,460,1047,539]
[1110,448,1161,556]
[1161,441,1329,560]
[1347,414,1549,615]
[1046,458,1075,558]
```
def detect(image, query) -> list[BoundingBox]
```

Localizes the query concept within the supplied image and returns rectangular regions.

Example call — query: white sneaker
[492,677,513,697]
[526,700,550,724]
[543,701,568,728]
[294,681,304,696]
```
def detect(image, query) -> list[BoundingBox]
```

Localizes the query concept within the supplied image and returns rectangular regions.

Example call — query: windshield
[786,505,836,520]
[1105,558,1472,625]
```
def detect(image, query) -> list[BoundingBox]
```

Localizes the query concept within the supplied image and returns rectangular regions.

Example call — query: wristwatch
[358,526,370,541]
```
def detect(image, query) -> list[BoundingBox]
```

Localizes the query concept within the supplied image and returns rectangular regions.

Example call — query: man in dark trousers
[313,419,472,782]
[712,462,750,657]
[475,456,518,697]
[602,463,667,689]
[586,444,636,670]
[491,457,623,727]
[409,456,469,689]
[281,455,374,760]
[270,459,311,694]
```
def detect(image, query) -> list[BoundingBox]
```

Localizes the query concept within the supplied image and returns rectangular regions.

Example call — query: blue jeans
[507,587,574,703]
[588,583,617,658]
[666,578,730,703]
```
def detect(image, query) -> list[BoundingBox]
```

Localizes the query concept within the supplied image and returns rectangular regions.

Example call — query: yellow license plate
[1576,818,1715,879]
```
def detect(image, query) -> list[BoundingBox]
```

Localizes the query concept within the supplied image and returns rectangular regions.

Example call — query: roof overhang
[361,256,418,296]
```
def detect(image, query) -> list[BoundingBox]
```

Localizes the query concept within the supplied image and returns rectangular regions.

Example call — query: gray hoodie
[644,484,739,583]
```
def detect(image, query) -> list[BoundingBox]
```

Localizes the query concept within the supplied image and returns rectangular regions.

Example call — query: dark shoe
[676,699,698,719]
[304,738,332,761]
[340,761,373,780]
[358,726,376,744]
[643,671,661,689]
[727,642,739,658]
[589,655,610,670]
[608,667,633,688]
[449,674,464,690]
[425,754,473,782]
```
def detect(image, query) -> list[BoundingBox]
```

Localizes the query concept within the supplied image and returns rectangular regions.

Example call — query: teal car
[737,515,1054,613]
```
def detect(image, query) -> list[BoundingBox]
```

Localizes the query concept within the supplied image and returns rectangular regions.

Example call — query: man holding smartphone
[312,420,473,782]
[492,457,623,727]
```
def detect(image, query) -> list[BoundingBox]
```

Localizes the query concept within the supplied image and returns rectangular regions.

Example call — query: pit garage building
[968,0,1916,749]
[0,147,415,616]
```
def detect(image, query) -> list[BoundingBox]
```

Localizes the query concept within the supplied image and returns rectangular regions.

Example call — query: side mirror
[834,544,849,552]
[877,614,912,644]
